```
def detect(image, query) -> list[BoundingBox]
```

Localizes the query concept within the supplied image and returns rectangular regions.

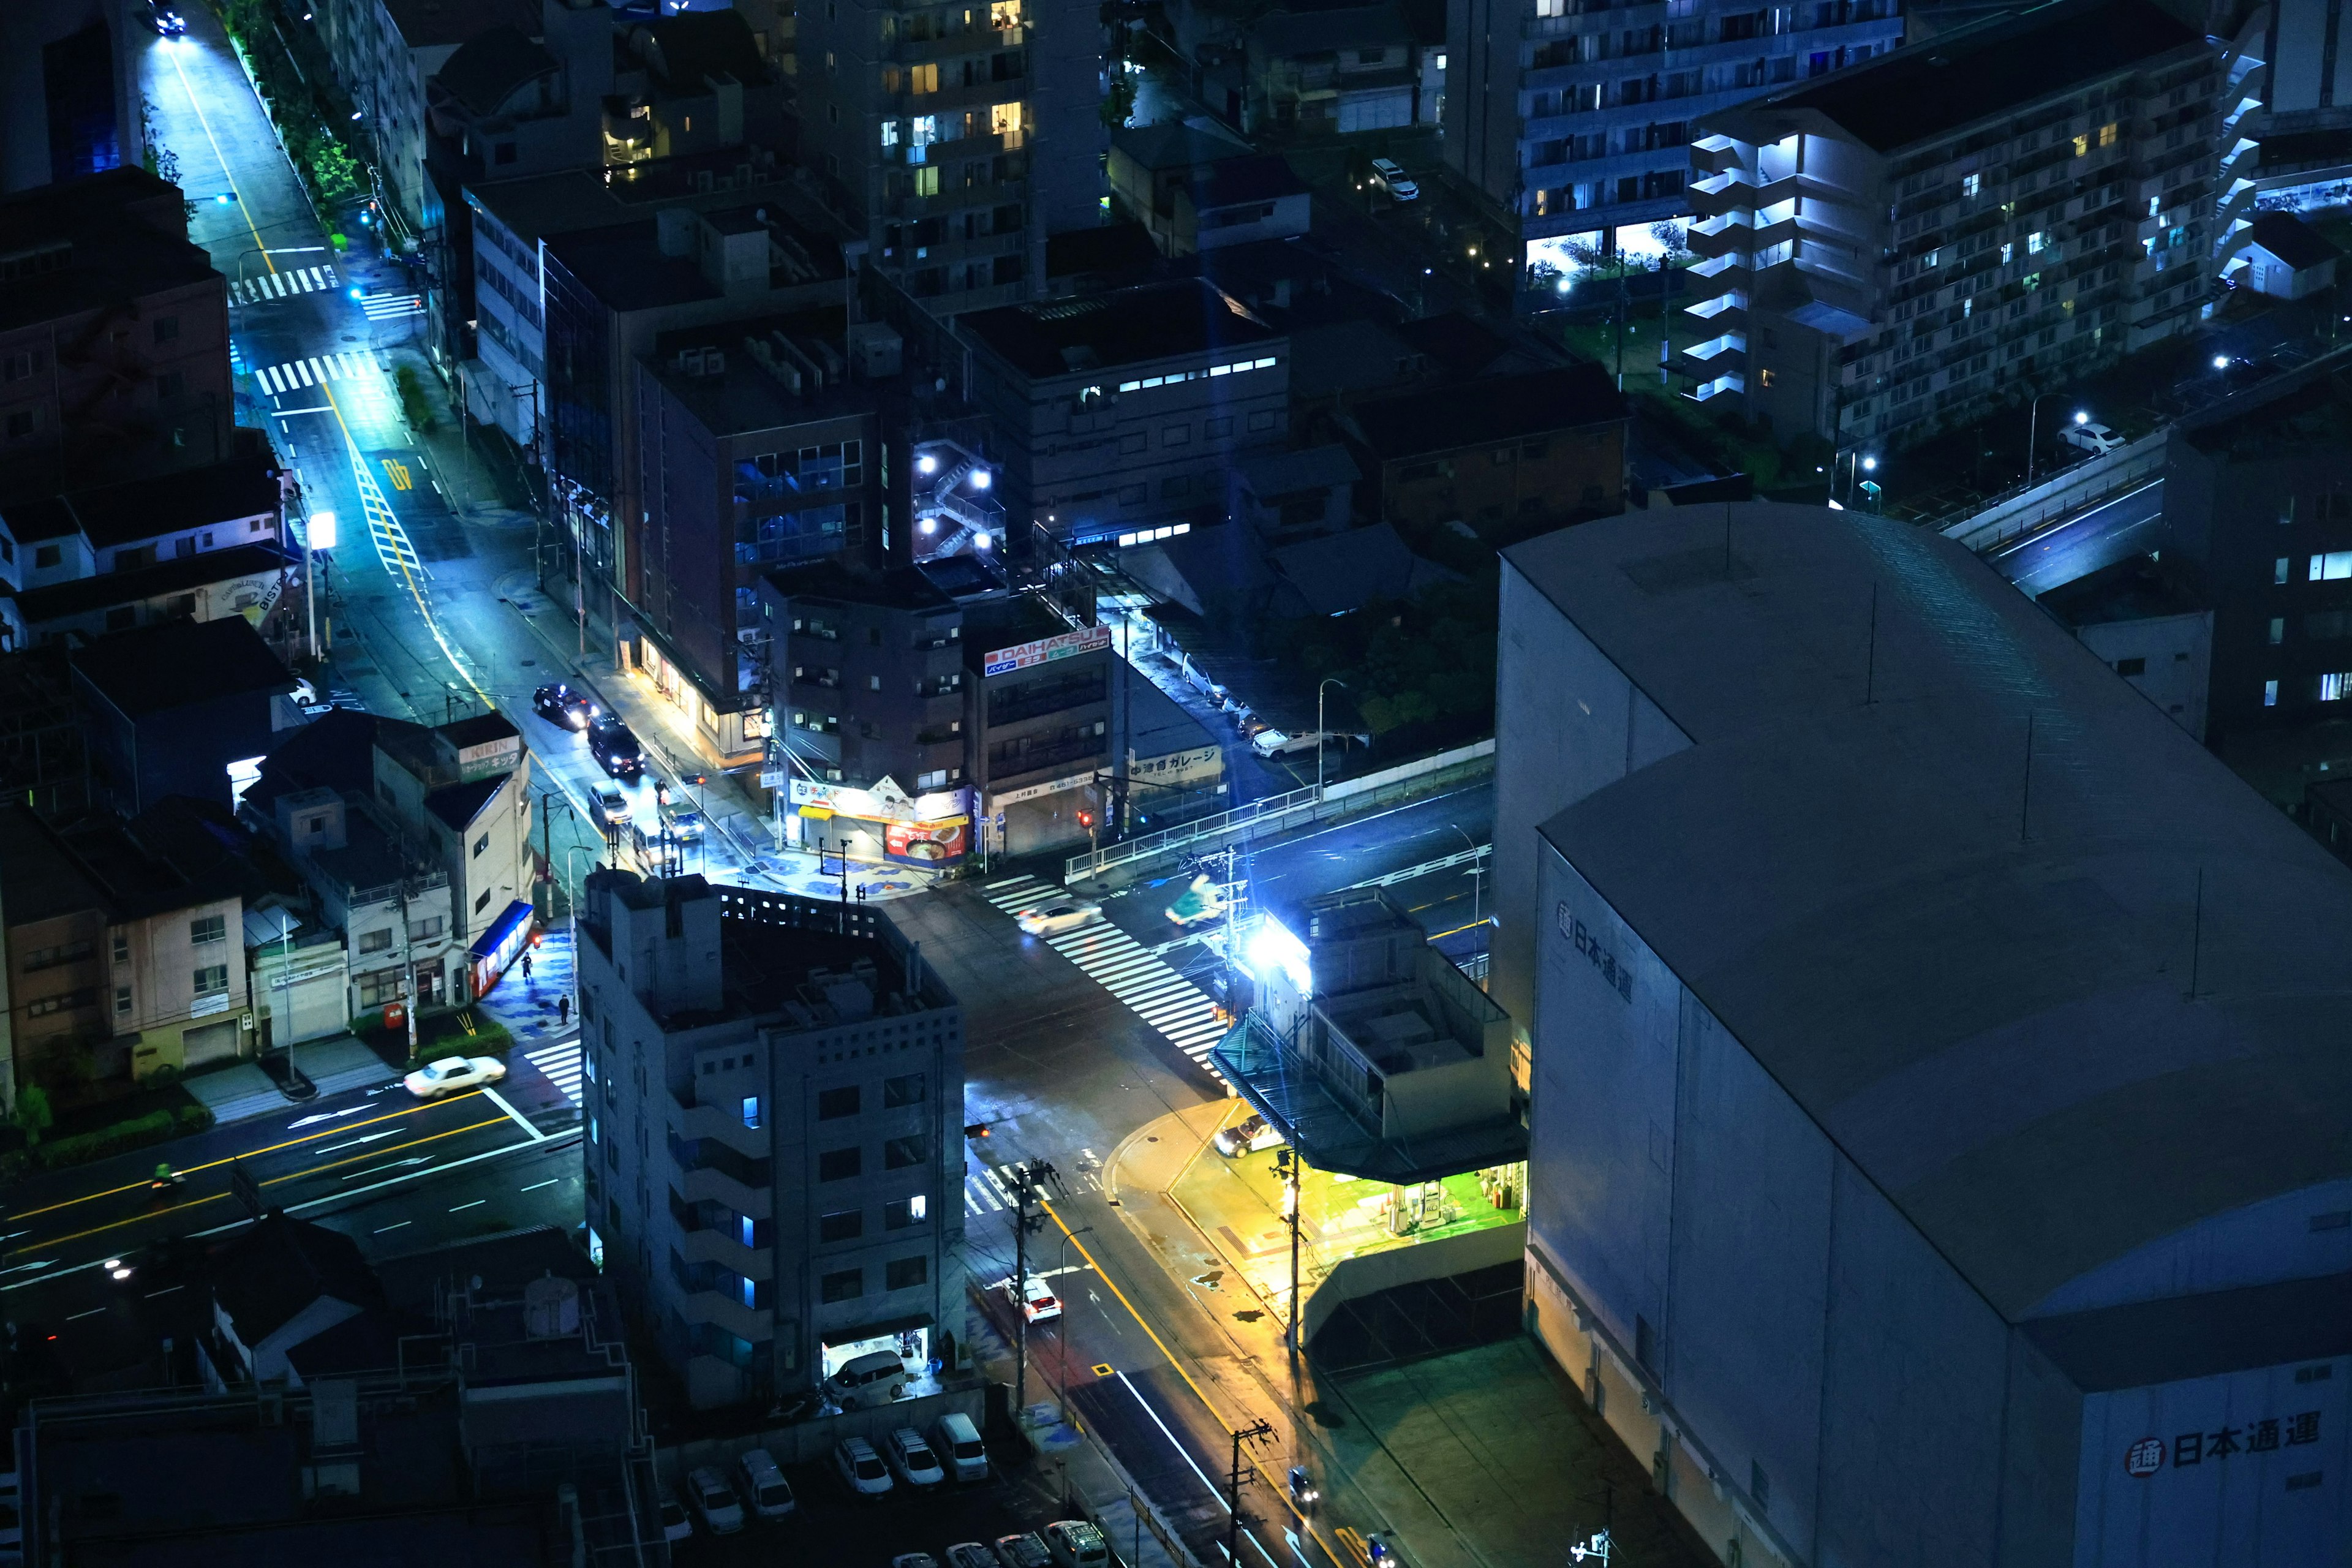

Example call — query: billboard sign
[886,816,969,865]
[982,624,1110,677]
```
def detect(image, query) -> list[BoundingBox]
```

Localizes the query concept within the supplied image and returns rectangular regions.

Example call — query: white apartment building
[1677,0,2220,450]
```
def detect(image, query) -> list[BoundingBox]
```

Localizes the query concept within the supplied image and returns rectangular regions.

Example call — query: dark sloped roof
[69,616,295,717]
[0,805,107,924]
[1350,364,1626,459]
[2247,211,2341,271]
[425,774,508,832]
[1,497,79,544]
[1747,0,2201,154]
[960,279,1281,380]
[434,24,560,119]
[1111,121,1253,173]
[1392,311,1512,377]
[52,453,280,549]
[1190,155,1310,209]
[15,543,292,624]
[1045,221,1163,283]
[213,1212,385,1345]
[248,708,380,816]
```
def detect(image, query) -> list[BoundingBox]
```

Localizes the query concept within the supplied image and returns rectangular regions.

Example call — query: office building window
[193,964,228,996]
[886,1255,929,1290]
[819,1147,863,1181]
[820,1208,864,1242]
[742,1095,763,1128]
[818,1085,861,1118]
[190,914,226,945]
[884,1072,925,1107]
[2267,679,2282,706]
[885,1194,929,1228]
[884,1134,925,1169]
[821,1268,864,1302]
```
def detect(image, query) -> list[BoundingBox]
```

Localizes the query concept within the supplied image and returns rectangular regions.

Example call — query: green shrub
[32,1104,213,1171]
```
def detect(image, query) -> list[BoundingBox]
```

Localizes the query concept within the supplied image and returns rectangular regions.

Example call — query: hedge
[34,1104,213,1171]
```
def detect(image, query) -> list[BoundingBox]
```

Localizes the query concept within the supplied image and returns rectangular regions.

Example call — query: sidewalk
[1105,1109,1716,1568]
[179,1035,400,1125]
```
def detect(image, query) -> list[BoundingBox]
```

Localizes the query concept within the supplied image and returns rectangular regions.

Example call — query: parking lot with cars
[663,1421,1096,1568]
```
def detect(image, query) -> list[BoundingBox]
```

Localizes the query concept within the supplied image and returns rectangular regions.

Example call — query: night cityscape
[1,0,2348,1561]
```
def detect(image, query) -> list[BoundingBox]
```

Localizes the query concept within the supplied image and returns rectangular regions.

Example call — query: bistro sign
[982,624,1110,677]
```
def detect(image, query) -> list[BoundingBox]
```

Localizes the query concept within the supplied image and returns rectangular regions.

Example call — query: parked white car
[1215,1113,1284,1158]
[1044,1520,1111,1568]
[1370,157,1419,201]
[401,1055,507,1100]
[1016,899,1101,937]
[684,1466,744,1535]
[947,1544,1000,1568]
[735,1447,796,1518]
[658,1493,693,1544]
[2060,419,2128,456]
[835,1436,895,1499]
[886,1427,947,1488]
[590,782,631,832]
[936,1411,990,1482]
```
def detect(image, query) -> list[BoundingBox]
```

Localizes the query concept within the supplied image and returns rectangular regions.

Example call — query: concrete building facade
[578,872,965,1411]
[1444,0,1899,278]
[1679,0,2220,449]
[1496,502,2352,1568]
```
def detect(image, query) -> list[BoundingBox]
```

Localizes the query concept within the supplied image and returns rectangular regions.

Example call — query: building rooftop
[1249,1,1412,57]
[639,309,867,436]
[959,279,1282,382]
[1190,154,1311,209]
[1110,121,1253,173]
[382,0,537,50]
[68,616,295,718]
[763,559,957,613]
[545,205,843,315]
[1349,364,1624,459]
[434,24,560,119]
[0,805,106,926]
[631,8,771,92]
[54,451,282,549]
[15,543,293,625]
[0,168,220,336]
[1510,502,2352,1322]
[2173,348,2352,458]
[2247,210,2342,271]
[246,709,380,818]
[2038,552,2206,630]
[1736,0,2201,154]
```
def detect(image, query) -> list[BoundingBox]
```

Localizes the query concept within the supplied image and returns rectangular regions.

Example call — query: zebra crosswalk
[981,875,1232,1076]
[524,1039,583,1104]
[963,1148,1102,1217]
[359,290,424,322]
[251,352,377,398]
[230,264,340,305]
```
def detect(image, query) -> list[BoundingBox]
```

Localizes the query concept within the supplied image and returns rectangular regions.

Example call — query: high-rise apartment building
[1677,0,2220,449]
[578,872,965,1412]
[1444,0,1902,278]
[794,0,1106,312]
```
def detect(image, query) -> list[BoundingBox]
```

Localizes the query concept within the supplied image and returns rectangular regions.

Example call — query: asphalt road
[1988,479,2168,600]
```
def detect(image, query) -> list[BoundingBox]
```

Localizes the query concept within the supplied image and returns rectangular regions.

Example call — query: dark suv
[587,716,643,779]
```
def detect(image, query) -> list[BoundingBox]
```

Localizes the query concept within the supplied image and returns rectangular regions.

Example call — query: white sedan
[1017,1275,1063,1324]
[402,1054,508,1099]
[1016,899,1101,937]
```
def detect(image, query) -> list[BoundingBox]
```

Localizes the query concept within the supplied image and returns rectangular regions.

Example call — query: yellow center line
[318,377,495,711]
[4,1091,486,1229]
[1041,1199,1344,1566]
[21,1115,512,1256]
[165,40,276,276]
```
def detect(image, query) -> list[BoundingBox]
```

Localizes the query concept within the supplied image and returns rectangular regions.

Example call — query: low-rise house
[2231,211,2340,298]
[372,711,536,952]
[1243,2,1419,135]
[1340,364,1627,536]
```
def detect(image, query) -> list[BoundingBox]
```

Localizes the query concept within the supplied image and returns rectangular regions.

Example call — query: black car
[142,0,187,34]
[532,683,597,731]
[587,716,643,778]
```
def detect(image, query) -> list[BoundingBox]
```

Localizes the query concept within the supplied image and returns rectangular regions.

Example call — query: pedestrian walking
[522,952,533,982]
[558,994,570,1027]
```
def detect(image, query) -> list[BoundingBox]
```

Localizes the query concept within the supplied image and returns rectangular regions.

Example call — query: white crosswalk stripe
[524,1039,583,1104]
[230,265,340,305]
[360,290,425,321]
[981,875,1231,1076]
[252,352,375,398]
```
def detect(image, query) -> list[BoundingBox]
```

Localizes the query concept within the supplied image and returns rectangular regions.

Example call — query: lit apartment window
[1962,172,1981,198]
[910,62,938,94]
[2265,679,2280,707]
[2325,673,2352,702]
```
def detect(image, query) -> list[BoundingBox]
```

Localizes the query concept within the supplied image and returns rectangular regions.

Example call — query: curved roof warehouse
[1494,503,2352,1566]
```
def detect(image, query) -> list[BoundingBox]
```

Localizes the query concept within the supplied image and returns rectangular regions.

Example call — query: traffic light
[1077,810,1093,829]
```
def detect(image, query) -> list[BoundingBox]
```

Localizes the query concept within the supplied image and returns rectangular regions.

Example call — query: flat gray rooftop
[1512,503,2352,1321]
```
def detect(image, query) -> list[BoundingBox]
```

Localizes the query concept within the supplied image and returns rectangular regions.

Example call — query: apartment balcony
[676,1286,770,1346]
[676,1164,773,1220]
[886,24,1025,62]
[1683,372,1745,403]
[1683,290,1747,328]
[671,1095,769,1163]
[677,1225,772,1280]
[1686,251,1750,289]
[1687,211,1753,260]
[1691,133,1744,177]
[1679,332,1747,371]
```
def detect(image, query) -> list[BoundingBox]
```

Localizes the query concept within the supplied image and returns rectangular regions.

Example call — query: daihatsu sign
[982,624,1110,677]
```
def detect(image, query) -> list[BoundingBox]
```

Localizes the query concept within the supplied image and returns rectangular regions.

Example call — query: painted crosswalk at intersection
[981,875,1231,1076]
[253,352,375,398]
[360,290,425,322]
[524,1039,582,1104]
[230,264,339,304]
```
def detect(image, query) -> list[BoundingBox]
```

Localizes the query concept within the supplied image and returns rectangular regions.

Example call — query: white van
[826,1348,907,1409]
[934,1411,989,1482]
[735,1447,796,1519]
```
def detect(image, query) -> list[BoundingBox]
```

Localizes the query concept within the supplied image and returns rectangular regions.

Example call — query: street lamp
[304,510,336,661]
[2024,390,2072,486]
[1450,825,1485,963]
[1315,677,1348,804]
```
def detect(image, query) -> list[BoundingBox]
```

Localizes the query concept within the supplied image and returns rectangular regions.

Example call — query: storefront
[622,627,772,767]
[785,776,973,869]
[467,899,537,998]
[984,769,1103,860]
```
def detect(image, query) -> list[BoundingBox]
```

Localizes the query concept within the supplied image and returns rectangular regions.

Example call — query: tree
[13,1084,52,1150]
[309,138,361,203]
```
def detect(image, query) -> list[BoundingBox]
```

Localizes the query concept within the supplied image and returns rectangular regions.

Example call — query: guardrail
[1937,429,2169,554]
[1065,740,1494,884]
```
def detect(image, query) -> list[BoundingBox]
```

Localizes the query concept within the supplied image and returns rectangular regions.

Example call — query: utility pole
[1008,1159,1059,1428]
[1273,1146,1302,1359]
[1227,1418,1276,1567]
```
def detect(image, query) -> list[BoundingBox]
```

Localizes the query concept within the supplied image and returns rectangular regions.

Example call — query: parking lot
[669,1435,1072,1568]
